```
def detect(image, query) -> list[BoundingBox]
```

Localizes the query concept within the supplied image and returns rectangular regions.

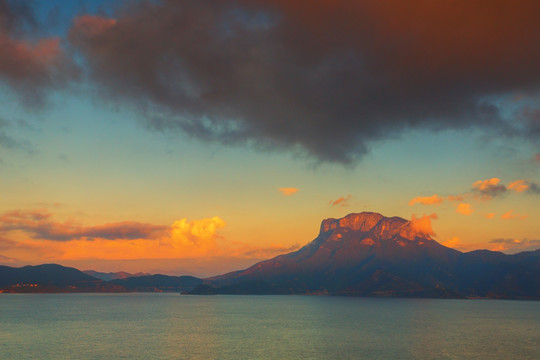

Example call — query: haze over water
[1,294,539,359]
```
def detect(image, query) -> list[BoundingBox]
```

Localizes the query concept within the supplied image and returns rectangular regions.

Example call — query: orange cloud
[441,236,462,249]
[408,194,443,206]
[330,195,352,207]
[507,179,529,193]
[485,213,495,219]
[0,209,301,267]
[410,213,437,237]
[169,217,225,252]
[278,187,298,196]
[456,203,474,216]
[501,210,528,220]
[472,178,507,199]
[446,195,465,202]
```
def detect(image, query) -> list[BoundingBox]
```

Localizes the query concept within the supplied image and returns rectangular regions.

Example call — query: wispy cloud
[278,187,298,196]
[330,195,352,207]
[408,194,443,206]
[488,238,540,253]
[446,195,465,202]
[501,210,528,220]
[0,209,167,241]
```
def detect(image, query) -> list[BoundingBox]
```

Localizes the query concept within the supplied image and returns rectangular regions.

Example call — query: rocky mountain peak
[319,212,432,241]
[320,212,384,233]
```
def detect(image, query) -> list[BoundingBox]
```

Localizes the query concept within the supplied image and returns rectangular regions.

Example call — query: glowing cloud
[330,195,352,207]
[501,211,528,220]
[408,194,443,206]
[456,203,474,216]
[472,178,506,199]
[441,236,462,249]
[410,213,437,237]
[169,217,226,252]
[508,180,529,193]
[278,188,298,196]
[485,213,495,219]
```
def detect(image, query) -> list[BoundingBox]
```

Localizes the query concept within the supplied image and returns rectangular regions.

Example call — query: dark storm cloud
[0,0,78,106]
[66,0,540,164]
[5,0,540,163]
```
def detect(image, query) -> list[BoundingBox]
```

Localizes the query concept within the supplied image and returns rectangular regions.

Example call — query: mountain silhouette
[192,212,540,299]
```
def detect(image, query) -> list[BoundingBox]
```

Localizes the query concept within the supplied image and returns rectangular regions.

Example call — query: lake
[1,294,539,359]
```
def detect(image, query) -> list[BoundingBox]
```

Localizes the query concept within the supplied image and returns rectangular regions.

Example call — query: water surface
[1,294,539,359]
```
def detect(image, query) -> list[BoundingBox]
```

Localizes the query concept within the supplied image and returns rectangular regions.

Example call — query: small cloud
[535,154,540,162]
[441,236,462,249]
[408,194,443,206]
[410,213,437,237]
[484,213,495,219]
[278,188,299,196]
[330,195,352,207]
[472,178,507,199]
[240,243,301,258]
[489,238,521,244]
[501,210,528,220]
[456,203,474,216]
[446,195,465,202]
[526,182,540,195]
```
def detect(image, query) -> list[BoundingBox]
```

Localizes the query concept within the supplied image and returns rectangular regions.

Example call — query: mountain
[83,270,152,281]
[0,264,201,293]
[0,264,125,293]
[192,212,540,299]
[108,274,202,292]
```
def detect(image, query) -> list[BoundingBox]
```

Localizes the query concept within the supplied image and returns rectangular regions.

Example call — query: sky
[0,0,539,277]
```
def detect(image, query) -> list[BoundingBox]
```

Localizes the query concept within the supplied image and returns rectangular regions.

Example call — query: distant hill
[0,264,124,293]
[83,270,152,281]
[108,274,202,292]
[0,264,201,293]
[191,212,540,299]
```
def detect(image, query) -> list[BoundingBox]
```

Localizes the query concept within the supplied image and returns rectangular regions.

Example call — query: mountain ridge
[195,212,540,299]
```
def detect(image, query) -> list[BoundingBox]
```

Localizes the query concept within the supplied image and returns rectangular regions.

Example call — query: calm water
[1,294,539,359]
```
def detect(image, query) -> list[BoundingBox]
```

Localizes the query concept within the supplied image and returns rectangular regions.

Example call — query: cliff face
[319,212,432,243]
